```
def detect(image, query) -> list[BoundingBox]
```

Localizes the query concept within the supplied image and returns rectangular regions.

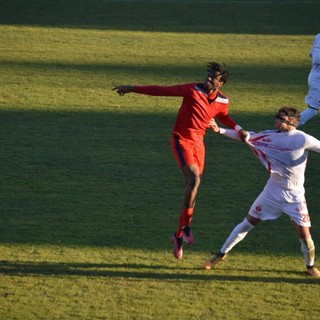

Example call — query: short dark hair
[207,62,230,84]
[278,107,301,125]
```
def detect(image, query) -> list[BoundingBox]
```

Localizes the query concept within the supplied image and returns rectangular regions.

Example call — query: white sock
[220,218,255,254]
[299,107,318,126]
[300,237,315,267]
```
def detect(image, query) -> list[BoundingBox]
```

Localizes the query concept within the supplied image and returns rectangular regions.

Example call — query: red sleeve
[216,114,238,129]
[132,84,194,97]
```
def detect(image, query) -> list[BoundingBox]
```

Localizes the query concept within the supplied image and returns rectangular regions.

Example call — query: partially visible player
[204,107,320,277]
[299,33,320,125]
[113,62,248,260]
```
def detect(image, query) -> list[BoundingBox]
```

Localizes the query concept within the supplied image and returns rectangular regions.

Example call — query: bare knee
[183,165,201,190]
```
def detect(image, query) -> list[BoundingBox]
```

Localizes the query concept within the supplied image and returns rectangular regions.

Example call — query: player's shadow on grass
[0,108,319,253]
[0,261,318,284]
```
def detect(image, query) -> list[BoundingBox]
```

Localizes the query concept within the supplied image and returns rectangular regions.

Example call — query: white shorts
[248,187,311,227]
[305,87,320,109]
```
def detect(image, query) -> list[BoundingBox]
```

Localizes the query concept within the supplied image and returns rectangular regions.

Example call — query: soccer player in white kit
[204,107,320,277]
[299,33,320,125]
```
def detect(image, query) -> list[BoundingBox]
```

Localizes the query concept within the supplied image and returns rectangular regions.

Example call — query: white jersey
[305,33,320,108]
[221,128,320,197]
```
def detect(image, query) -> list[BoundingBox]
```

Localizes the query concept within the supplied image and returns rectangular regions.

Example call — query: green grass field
[1,1,320,319]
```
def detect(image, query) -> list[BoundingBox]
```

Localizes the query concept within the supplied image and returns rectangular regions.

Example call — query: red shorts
[170,136,205,174]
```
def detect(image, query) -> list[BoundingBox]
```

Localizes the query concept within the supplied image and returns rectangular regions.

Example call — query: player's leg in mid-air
[171,137,204,259]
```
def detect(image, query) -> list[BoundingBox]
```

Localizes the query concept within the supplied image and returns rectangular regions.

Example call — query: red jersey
[133,83,238,142]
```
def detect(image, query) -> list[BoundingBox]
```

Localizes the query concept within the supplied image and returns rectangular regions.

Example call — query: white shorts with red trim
[248,180,311,227]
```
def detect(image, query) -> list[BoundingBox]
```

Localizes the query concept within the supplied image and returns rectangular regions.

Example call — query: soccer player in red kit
[113,62,248,259]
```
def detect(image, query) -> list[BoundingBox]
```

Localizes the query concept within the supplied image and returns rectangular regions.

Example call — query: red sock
[176,207,194,238]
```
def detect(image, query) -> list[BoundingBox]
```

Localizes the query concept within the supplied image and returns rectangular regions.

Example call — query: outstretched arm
[209,118,250,142]
[209,118,240,140]
[113,83,193,97]
[112,85,134,96]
